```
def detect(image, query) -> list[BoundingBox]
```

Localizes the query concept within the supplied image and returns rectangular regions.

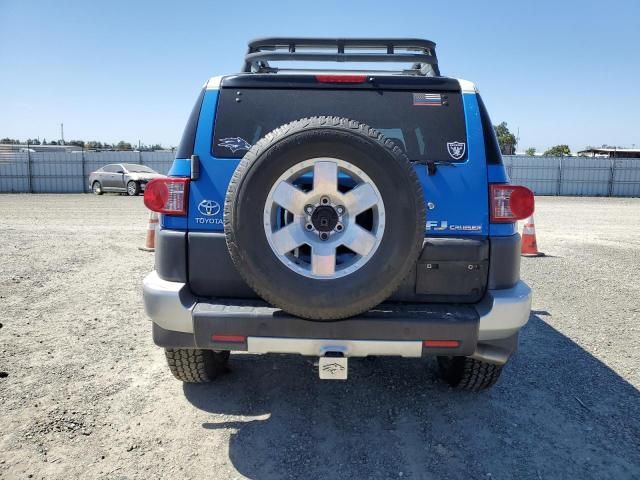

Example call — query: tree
[0,138,20,144]
[26,138,41,145]
[67,139,84,147]
[544,144,571,156]
[115,141,132,151]
[85,141,103,150]
[493,122,517,155]
[525,147,536,156]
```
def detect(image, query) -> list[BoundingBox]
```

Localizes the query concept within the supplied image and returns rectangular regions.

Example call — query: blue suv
[142,38,533,389]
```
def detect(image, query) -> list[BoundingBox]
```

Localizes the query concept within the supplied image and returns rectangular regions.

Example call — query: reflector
[423,340,460,348]
[211,334,246,343]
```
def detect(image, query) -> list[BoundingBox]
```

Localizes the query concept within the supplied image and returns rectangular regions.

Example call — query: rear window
[212,88,468,162]
[123,164,155,173]
[102,164,121,173]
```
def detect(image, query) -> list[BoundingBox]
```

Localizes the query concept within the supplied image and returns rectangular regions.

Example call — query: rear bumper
[143,271,531,364]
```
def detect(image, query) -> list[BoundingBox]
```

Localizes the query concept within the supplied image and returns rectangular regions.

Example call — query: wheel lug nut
[320,196,330,205]
[305,223,314,231]
[335,223,343,232]
[304,204,314,214]
[319,232,329,241]
[336,205,345,215]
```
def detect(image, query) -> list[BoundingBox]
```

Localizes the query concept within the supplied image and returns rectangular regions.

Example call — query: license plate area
[318,355,348,380]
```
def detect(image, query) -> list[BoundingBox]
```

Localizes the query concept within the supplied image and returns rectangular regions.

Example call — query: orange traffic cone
[521,215,544,257]
[139,211,159,252]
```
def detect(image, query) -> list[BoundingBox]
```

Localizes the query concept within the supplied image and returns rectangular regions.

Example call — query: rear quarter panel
[421,92,488,237]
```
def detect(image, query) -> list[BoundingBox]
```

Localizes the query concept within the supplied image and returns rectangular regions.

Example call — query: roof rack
[243,37,440,77]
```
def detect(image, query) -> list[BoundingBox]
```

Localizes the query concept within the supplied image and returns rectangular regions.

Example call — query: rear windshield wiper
[411,159,457,176]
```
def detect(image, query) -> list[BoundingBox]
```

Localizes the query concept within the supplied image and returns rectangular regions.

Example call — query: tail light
[315,74,368,83]
[143,178,189,215]
[490,184,534,222]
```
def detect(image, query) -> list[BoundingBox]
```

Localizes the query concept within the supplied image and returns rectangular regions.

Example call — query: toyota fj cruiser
[142,38,533,390]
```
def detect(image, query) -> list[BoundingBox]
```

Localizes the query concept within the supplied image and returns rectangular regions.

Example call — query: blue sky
[1,0,638,152]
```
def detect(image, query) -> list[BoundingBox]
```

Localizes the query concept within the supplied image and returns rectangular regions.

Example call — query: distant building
[577,148,640,158]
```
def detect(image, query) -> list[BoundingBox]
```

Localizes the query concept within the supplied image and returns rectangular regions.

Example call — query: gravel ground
[0,194,638,479]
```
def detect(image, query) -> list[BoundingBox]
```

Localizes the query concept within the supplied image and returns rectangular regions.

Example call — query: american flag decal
[413,92,442,106]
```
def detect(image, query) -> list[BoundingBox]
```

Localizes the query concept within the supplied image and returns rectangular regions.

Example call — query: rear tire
[92,181,103,195]
[127,181,140,196]
[164,348,230,383]
[437,356,503,391]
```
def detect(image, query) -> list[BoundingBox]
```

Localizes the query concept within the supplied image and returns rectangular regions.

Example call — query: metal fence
[0,150,639,196]
[503,156,640,197]
[0,150,174,193]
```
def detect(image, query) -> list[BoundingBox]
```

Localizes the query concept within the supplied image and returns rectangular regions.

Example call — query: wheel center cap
[311,206,339,232]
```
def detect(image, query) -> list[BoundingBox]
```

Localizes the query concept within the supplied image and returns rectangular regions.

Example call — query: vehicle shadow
[183,314,640,480]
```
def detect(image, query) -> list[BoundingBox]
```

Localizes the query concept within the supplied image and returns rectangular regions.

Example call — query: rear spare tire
[224,116,425,320]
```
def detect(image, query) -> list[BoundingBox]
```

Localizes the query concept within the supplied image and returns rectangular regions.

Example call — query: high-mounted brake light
[315,74,368,84]
[490,184,534,222]
[143,178,189,215]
